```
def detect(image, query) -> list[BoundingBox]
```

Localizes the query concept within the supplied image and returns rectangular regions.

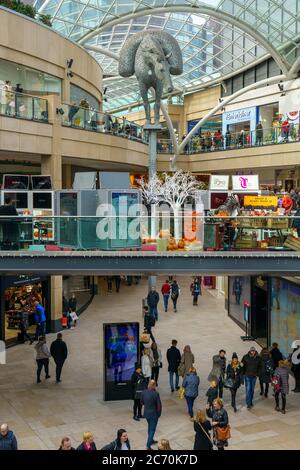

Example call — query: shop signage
[232,175,259,191]
[244,195,278,209]
[2,275,47,288]
[222,106,257,135]
[209,175,229,190]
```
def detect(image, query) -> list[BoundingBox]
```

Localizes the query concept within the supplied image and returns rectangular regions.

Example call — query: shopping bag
[70,311,78,321]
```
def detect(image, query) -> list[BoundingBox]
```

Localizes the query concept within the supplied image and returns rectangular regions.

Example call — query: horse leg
[154,83,162,125]
[140,83,151,124]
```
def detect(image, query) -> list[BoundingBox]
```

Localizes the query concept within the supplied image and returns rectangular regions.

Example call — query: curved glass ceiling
[34,0,300,111]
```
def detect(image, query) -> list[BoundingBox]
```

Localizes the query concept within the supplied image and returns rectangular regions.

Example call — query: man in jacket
[0,424,18,450]
[35,336,51,383]
[147,286,159,321]
[144,306,155,342]
[50,333,68,383]
[270,342,283,369]
[242,347,261,409]
[141,380,162,450]
[166,340,181,392]
[34,300,46,340]
[161,280,171,312]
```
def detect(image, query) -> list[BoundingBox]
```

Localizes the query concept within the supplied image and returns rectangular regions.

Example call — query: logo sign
[209,175,229,191]
[222,106,257,135]
[232,175,259,191]
[244,196,278,210]
[0,341,6,365]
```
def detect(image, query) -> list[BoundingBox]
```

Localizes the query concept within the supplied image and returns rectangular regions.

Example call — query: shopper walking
[190,279,201,306]
[171,280,179,312]
[106,276,113,293]
[206,380,218,411]
[50,333,68,383]
[144,306,156,342]
[225,353,243,412]
[58,437,75,450]
[206,398,229,451]
[273,360,290,414]
[35,336,51,384]
[208,350,227,399]
[114,275,121,293]
[147,286,160,321]
[102,429,131,450]
[161,280,171,312]
[0,424,18,450]
[258,348,274,398]
[151,342,162,385]
[141,349,153,385]
[178,345,195,379]
[131,365,147,421]
[256,121,263,145]
[242,346,261,409]
[167,339,181,392]
[77,432,97,450]
[141,380,162,450]
[182,367,200,419]
[68,293,77,313]
[193,410,213,451]
[270,342,283,369]
[34,300,46,340]
[158,439,171,450]
[19,310,33,344]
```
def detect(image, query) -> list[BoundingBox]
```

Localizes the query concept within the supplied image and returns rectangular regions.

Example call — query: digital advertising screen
[103,322,139,401]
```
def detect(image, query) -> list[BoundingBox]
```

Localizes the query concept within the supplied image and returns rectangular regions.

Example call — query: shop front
[222,106,257,145]
[228,276,251,330]
[0,275,50,345]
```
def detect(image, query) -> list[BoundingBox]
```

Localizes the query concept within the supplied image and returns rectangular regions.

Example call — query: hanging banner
[232,175,259,191]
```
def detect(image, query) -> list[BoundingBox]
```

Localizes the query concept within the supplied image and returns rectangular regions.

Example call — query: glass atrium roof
[34,0,300,111]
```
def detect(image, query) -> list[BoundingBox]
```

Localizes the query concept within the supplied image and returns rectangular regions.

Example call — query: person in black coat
[147,286,159,321]
[141,380,162,450]
[193,410,213,450]
[144,306,155,342]
[258,348,274,397]
[101,429,131,450]
[226,353,243,412]
[50,333,68,383]
[166,339,181,392]
[0,197,19,250]
[131,365,147,421]
[68,293,77,312]
[270,343,283,369]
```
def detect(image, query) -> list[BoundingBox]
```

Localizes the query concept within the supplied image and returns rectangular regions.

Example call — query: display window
[2,279,48,345]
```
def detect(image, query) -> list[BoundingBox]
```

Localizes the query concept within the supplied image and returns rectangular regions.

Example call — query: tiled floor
[0,276,299,450]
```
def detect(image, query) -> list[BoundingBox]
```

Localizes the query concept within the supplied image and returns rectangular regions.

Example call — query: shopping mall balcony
[0,214,300,276]
[156,129,300,173]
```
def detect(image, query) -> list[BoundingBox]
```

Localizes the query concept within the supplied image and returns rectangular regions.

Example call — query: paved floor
[1,276,299,450]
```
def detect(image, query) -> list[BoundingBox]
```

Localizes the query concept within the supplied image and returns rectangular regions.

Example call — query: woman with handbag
[178,345,195,379]
[193,409,213,450]
[206,398,230,451]
[225,353,243,412]
[273,359,290,414]
[151,342,162,385]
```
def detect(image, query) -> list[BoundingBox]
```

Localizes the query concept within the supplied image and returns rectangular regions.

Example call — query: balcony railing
[0,215,300,253]
[0,88,48,122]
[61,103,148,144]
[157,125,300,154]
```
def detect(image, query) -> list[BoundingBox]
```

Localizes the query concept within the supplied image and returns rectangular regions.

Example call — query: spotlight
[67,59,73,69]
[67,71,74,78]
[56,107,64,115]
[278,82,284,92]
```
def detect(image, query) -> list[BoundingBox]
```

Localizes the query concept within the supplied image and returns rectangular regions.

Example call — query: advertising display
[232,174,259,191]
[244,195,278,210]
[103,322,139,401]
[209,175,229,191]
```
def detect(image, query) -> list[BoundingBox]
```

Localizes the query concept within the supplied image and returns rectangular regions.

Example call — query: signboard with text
[244,195,278,210]
[232,175,259,191]
[209,175,230,191]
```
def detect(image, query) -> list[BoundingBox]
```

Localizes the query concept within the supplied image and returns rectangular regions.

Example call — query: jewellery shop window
[4,282,45,344]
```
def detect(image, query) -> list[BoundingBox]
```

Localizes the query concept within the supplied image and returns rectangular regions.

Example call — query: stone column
[50,276,63,332]
[62,164,72,189]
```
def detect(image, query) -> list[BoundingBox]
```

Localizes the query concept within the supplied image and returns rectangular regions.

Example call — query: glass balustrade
[0,88,48,122]
[0,215,299,253]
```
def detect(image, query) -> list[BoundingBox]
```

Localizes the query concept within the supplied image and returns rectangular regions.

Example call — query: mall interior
[1,0,300,452]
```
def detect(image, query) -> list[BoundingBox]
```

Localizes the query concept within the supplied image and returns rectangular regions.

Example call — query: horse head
[140,36,174,93]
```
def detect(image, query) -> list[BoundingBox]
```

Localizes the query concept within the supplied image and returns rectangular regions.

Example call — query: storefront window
[70,84,100,110]
[258,103,279,138]
[270,277,300,357]
[187,115,222,134]
[228,276,251,329]
[0,59,61,96]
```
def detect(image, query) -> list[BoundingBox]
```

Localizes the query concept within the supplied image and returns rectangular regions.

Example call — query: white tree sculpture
[139,175,163,239]
[139,171,200,241]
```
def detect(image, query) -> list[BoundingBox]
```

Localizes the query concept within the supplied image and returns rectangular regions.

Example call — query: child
[206,380,218,410]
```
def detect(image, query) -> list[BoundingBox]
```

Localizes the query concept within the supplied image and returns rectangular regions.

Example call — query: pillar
[62,164,72,189]
[50,276,63,332]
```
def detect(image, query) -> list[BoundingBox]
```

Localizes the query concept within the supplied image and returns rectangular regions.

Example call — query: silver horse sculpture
[119,30,183,124]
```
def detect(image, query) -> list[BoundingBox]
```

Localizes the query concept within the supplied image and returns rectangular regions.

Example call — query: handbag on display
[178,386,185,399]
[215,425,231,442]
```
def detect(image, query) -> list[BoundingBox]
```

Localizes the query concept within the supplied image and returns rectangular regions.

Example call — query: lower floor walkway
[0,276,299,450]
